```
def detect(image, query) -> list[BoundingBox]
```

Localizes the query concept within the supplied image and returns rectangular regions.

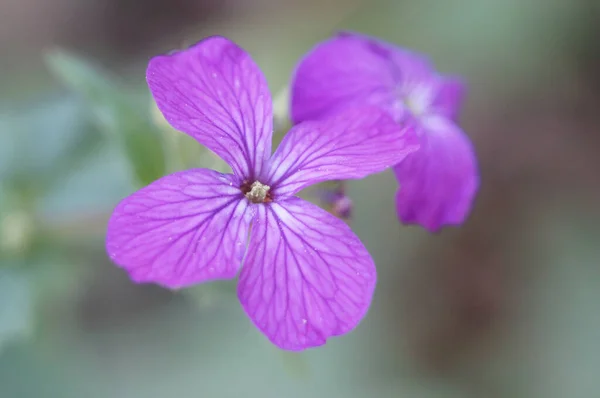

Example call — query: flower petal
[238,197,376,350]
[430,77,466,121]
[147,36,273,180]
[267,107,419,198]
[290,32,397,124]
[106,169,253,288]
[291,31,464,124]
[393,116,478,232]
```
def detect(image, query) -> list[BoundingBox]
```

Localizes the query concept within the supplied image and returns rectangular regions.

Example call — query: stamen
[244,181,271,204]
[403,84,433,116]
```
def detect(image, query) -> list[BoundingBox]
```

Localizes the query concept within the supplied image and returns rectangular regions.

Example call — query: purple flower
[105,37,418,350]
[291,32,479,232]
[317,182,353,220]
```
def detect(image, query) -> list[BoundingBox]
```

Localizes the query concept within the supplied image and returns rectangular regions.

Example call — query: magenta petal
[290,33,397,124]
[267,107,419,197]
[431,77,466,121]
[147,36,273,179]
[106,169,253,288]
[393,116,478,232]
[291,31,466,126]
[238,197,376,350]
[291,32,438,124]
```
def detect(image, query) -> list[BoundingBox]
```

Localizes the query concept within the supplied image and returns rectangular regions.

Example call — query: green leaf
[0,269,34,353]
[279,351,312,380]
[44,50,166,187]
[185,280,238,309]
[272,85,291,144]
[10,96,104,196]
[0,343,78,398]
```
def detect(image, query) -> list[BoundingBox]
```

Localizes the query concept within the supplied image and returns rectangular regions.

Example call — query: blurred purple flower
[331,193,353,220]
[106,37,418,350]
[291,32,479,232]
[317,182,353,220]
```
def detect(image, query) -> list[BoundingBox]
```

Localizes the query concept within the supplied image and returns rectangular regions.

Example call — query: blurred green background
[1,0,600,397]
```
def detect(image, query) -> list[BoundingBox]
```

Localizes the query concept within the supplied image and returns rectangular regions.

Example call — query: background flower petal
[238,197,376,351]
[267,107,419,198]
[430,77,467,121]
[290,33,397,124]
[106,169,253,288]
[291,31,471,129]
[147,36,273,179]
[393,116,479,232]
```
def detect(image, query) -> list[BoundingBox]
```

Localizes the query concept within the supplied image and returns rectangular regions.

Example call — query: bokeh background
[2,0,600,397]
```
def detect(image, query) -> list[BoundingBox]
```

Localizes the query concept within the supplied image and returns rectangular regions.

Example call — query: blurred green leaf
[44,50,166,187]
[0,118,15,181]
[279,351,312,380]
[272,85,291,147]
[0,268,34,353]
[0,343,78,398]
[185,280,238,309]
[0,96,102,199]
[39,115,103,191]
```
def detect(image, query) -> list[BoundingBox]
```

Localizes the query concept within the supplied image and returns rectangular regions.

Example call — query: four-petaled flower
[291,32,479,232]
[106,37,418,350]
